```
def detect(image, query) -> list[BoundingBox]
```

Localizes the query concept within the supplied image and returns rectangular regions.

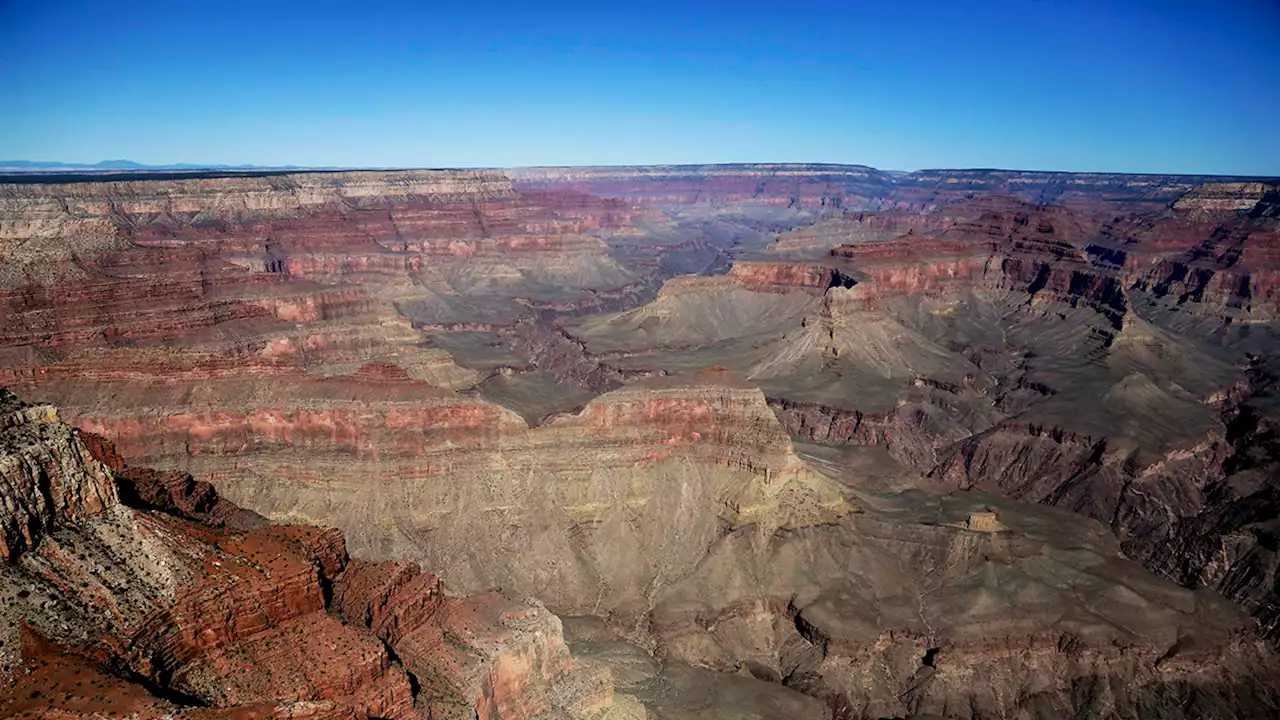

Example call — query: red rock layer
[0,394,612,720]
[0,170,643,392]
[1126,222,1280,315]
[821,199,1131,324]
[1081,184,1280,316]
[721,261,858,291]
[82,431,264,529]
[333,560,609,720]
[3,627,360,720]
[7,359,518,471]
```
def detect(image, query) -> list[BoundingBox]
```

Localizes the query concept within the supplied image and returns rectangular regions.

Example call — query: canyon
[2,164,1279,718]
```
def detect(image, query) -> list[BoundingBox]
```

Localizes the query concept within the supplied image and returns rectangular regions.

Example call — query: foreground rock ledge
[0,390,620,720]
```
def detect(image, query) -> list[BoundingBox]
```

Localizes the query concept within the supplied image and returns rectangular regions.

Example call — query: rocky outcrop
[4,626,363,720]
[333,561,611,720]
[715,261,857,292]
[0,396,420,717]
[0,391,617,720]
[0,391,116,561]
[81,430,264,529]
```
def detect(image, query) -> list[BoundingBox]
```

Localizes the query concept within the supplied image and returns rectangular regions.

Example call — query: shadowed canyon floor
[3,165,1280,718]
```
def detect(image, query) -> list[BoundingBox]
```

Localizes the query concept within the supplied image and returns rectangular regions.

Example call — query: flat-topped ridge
[0,167,516,199]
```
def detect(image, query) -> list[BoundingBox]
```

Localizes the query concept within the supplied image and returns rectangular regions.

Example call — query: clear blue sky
[1,0,1277,174]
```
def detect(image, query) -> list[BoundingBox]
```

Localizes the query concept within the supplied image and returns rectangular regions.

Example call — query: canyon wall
[0,392,622,720]
[7,391,1280,719]
[3,166,1280,717]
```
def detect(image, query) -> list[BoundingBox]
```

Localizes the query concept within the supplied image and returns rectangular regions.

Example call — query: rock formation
[0,392,621,719]
[1,391,116,561]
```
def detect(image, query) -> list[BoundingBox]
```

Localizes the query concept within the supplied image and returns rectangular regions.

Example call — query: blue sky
[1,0,1277,173]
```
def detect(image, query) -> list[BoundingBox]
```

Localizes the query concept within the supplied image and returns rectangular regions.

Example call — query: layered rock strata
[4,166,1280,717]
[0,392,616,720]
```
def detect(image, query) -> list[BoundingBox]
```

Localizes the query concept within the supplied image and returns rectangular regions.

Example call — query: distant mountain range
[0,159,326,172]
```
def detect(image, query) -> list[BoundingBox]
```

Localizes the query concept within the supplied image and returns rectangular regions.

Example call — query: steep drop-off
[0,390,624,720]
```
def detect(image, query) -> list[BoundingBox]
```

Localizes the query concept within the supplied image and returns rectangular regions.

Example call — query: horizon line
[2,160,1278,181]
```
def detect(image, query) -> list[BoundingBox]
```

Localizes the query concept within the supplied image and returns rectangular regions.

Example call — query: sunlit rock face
[0,394,618,720]
[0,396,117,562]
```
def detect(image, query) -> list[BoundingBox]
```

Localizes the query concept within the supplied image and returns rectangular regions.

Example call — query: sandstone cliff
[0,392,620,720]
[0,390,116,561]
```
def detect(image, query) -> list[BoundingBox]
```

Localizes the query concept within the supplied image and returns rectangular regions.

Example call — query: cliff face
[0,169,637,361]
[0,393,617,720]
[332,562,611,720]
[213,368,849,612]
[0,392,117,561]
[5,626,363,720]
[544,184,1280,647]
[1171,182,1277,216]
[891,168,1263,213]
[0,170,515,287]
[6,357,852,617]
[0,170,517,230]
